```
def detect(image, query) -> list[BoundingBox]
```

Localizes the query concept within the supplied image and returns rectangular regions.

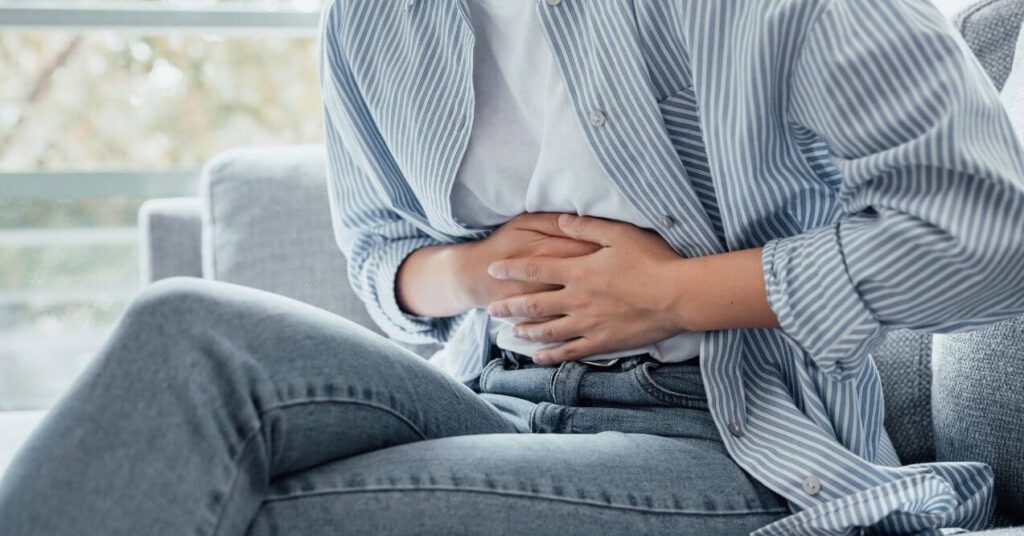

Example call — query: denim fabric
[478,351,720,442]
[0,278,787,535]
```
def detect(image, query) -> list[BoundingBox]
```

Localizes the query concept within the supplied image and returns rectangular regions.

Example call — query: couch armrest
[138,197,203,283]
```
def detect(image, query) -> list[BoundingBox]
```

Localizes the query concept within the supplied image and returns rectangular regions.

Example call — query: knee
[121,277,226,332]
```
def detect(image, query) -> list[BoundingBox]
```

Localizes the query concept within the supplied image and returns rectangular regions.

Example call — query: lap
[248,432,789,536]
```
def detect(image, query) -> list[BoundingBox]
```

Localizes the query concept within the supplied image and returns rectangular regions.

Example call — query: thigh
[248,433,789,536]
[0,278,517,536]
[117,277,520,474]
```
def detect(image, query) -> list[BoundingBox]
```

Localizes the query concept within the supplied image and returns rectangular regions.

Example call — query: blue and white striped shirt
[318,1,1024,533]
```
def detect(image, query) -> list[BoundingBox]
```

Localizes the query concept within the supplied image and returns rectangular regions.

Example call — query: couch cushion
[933,317,1024,526]
[199,145,441,358]
[955,0,1024,91]
[872,330,935,464]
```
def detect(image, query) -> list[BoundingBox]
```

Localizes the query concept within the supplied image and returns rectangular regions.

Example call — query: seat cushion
[933,316,1024,526]
[248,433,788,535]
[955,0,1024,91]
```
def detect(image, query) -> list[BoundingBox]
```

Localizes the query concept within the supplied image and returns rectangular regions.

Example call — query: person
[2,0,1023,534]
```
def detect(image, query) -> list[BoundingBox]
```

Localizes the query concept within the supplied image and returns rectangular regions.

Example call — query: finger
[487,290,567,319]
[511,212,570,238]
[487,256,570,284]
[534,338,602,365]
[557,214,628,246]
[511,316,584,344]
[505,315,560,324]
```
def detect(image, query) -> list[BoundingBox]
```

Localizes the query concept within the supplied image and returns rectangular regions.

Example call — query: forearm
[670,247,779,332]
[396,242,477,318]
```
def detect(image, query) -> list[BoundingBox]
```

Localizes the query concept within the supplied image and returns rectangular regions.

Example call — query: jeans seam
[208,398,429,535]
[209,427,262,536]
[259,486,791,517]
[635,364,707,407]
[259,398,428,440]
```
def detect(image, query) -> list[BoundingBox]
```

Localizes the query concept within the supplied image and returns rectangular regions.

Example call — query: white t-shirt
[453,0,703,364]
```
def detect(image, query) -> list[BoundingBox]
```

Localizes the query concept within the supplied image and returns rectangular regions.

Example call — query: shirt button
[405,0,415,8]
[727,422,743,437]
[546,0,562,5]
[802,476,822,496]
[659,214,676,228]
[589,109,606,127]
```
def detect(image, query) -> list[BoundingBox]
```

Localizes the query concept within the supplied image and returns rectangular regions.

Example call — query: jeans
[0,277,787,535]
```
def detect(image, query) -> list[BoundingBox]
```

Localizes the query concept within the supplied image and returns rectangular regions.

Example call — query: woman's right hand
[456,212,601,310]
[396,212,599,319]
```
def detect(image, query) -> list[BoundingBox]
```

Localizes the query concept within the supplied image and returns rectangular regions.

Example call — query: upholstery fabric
[872,330,936,464]
[934,318,1024,526]
[200,145,377,333]
[137,197,203,283]
[955,0,1024,91]
[198,145,438,357]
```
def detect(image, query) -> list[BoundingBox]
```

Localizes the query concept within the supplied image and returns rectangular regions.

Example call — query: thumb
[557,214,620,246]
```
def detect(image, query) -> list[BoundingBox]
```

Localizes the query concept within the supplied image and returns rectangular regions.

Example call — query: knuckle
[525,299,543,317]
[524,262,540,281]
[541,326,556,341]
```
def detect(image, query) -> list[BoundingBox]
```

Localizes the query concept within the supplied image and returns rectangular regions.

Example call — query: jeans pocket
[633,361,708,409]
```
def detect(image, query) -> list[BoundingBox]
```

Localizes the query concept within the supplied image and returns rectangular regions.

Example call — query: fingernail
[558,214,574,228]
[487,263,506,279]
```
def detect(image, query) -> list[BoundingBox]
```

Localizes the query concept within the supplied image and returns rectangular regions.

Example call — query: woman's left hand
[485,214,692,364]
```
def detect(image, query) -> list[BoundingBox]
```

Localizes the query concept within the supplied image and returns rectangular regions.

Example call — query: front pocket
[634,361,708,409]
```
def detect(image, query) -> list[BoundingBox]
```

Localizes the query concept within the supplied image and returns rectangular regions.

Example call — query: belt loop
[499,348,523,370]
[550,361,587,406]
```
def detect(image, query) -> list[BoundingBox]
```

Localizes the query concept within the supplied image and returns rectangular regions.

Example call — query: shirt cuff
[370,236,457,344]
[761,223,885,379]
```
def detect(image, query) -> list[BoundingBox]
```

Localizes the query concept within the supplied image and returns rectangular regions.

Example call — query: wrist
[451,241,486,310]
[664,257,698,332]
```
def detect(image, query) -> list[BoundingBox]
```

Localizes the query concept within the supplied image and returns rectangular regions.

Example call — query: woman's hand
[485,214,778,364]
[456,213,601,312]
[395,212,599,319]
[485,214,690,363]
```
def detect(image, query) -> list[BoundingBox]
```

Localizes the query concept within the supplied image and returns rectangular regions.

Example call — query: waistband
[488,344,699,369]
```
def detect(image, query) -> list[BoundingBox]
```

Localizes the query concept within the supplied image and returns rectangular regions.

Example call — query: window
[0,1,324,410]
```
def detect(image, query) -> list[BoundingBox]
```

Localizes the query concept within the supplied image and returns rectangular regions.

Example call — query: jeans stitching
[259,398,428,440]
[259,486,791,517]
[634,363,708,408]
[208,398,429,535]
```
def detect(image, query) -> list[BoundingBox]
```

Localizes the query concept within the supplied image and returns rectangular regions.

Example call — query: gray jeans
[0,278,787,535]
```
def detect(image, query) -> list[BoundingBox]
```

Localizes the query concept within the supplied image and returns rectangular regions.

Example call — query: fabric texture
[955,0,1024,90]
[872,330,936,465]
[137,197,203,283]
[933,318,1024,527]
[319,1,1024,533]
[0,278,788,536]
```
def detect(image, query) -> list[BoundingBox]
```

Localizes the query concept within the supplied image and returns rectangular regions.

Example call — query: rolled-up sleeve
[318,2,462,344]
[762,0,1024,377]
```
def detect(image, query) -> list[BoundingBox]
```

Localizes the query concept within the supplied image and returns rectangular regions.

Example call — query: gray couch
[137,1,1024,532]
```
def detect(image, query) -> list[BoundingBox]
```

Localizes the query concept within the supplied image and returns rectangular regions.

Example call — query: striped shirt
[317,1,1024,534]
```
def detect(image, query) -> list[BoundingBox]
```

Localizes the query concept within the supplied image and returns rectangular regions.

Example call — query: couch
[137,0,1024,532]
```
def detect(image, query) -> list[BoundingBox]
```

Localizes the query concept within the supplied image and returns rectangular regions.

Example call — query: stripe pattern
[317,0,1024,533]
